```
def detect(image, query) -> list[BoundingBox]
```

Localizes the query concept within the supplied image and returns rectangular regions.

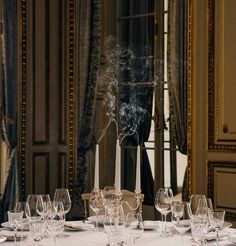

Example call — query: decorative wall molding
[208,0,236,151]
[208,161,236,220]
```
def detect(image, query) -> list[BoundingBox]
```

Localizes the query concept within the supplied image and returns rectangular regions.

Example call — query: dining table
[0,220,236,246]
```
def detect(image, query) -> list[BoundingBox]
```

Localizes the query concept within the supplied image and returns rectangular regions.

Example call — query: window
[103,0,187,201]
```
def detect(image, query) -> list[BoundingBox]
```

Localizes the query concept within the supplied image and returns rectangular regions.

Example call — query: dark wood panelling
[58,153,67,188]
[19,0,77,201]
[32,153,49,194]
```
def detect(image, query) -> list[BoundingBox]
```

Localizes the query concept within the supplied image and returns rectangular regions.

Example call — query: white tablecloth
[0,221,235,246]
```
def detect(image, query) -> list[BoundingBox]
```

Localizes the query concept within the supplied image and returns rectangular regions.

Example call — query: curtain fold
[73,0,101,219]
[0,0,19,222]
[168,0,188,199]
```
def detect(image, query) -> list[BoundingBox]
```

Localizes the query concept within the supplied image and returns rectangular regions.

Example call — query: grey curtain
[168,0,188,199]
[0,0,19,222]
[72,0,101,219]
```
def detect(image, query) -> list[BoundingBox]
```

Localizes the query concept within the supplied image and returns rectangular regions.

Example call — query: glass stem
[95,210,99,231]
[216,229,219,246]
[53,235,56,246]
[13,228,17,245]
[163,214,167,236]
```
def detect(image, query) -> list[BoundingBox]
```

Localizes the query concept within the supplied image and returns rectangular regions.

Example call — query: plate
[222,222,233,230]
[1,218,29,231]
[228,233,236,244]
[64,221,94,231]
[87,215,105,225]
[0,230,28,241]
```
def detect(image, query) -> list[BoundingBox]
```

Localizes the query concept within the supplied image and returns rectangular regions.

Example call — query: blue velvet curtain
[0,0,19,222]
[72,0,101,219]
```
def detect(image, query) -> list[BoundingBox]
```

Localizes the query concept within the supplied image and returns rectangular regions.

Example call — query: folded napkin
[143,220,159,230]
[64,221,94,231]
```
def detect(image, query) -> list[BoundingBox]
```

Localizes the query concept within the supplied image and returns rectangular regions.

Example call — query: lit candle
[135,145,141,192]
[114,139,121,192]
[94,144,99,190]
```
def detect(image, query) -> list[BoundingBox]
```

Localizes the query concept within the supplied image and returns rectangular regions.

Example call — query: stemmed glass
[172,202,191,245]
[155,188,173,236]
[36,194,50,219]
[7,210,24,245]
[25,194,46,246]
[208,210,225,246]
[53,188,71,220]
[190,194,207,216]
[125,210,144,245]
[46,202,65,246]
[89,189,105,231]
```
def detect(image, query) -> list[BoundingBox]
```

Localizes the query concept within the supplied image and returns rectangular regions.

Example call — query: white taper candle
[114,139,121,192]
[135,145,141,192]
[94,144,99,190]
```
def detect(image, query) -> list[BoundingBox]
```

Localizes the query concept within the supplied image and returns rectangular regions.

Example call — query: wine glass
[25,194,44,221]
[208,210,225,246]
[7,210,24,245]
[89,189,105,231]
[125,210,144,245]
[155,188,173,236]
[190,194,207,216]
[36,194,50,218]
[53,188,71,219]
[103,204,126,246]
[172,202,191,245]
[46,202,65,246]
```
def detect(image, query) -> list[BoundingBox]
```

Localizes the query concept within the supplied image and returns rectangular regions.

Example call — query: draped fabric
[119,3,155,204]
[168,0,188,199]
[73,0,101,218]
[0,0,19,222]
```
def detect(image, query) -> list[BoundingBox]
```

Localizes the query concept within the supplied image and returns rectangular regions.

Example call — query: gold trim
[208,0,236,151]
[19,0,27,200]
[68,0,76,200]
[187,0,193,197]
[208,161,236,220]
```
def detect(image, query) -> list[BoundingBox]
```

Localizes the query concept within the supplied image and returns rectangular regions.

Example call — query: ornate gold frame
[208,161,236,220]
[187,0,193,196]
[208,0,236,151]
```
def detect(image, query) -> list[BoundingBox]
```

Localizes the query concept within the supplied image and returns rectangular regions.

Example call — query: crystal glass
[155,188,173,236]
[125,210,144,245]
[14,202,29,245]
[190,194,207,216]
[103,204,125,246]
[89,189,105,231]
[172,202,191,245]
[36,194,50,218]
[53,188,71,219]
[25,195,44,221]
[7,210,24,245]
[208,210,225,246]
[46,203,65,246]
[29,219,46,246]
[191,219,209,245]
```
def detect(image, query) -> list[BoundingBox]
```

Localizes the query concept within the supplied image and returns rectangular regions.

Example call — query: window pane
[120,0,154,17]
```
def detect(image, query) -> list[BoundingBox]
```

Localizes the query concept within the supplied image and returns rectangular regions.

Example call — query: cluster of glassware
[7,188,71,246]
[89,186,144,246]
[155,188,226,246]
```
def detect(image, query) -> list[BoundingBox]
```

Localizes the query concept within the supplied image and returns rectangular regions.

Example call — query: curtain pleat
[72,0,101,219]
[168,0,188,199]
[0,0,19,222]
